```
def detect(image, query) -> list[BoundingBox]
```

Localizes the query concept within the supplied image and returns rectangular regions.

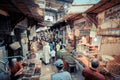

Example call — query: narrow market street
[0,0,120,80]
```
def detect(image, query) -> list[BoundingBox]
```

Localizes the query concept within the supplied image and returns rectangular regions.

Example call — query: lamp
[94,37,97,42]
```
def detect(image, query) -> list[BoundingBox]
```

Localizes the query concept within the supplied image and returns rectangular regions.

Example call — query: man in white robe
[42,42,50,64]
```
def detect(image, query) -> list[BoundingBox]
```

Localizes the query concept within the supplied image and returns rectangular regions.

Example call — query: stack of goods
[66,44,74,53]
[34,60,41,75]
[113,55,120,63]
[34,68,41,75]
[22,59,29,67]
[106,55,120,75]
[101,55,114,62]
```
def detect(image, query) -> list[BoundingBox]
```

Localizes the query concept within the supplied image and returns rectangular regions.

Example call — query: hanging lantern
[68,31,74,40]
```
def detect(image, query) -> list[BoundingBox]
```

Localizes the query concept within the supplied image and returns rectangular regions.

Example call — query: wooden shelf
[98,28,120,36]
[99,28,120,31]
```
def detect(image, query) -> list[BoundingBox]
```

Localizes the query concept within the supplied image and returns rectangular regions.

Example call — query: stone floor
[40,62,84,80]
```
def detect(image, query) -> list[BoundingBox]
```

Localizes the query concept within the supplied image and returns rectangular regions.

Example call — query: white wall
[99,43,120,55]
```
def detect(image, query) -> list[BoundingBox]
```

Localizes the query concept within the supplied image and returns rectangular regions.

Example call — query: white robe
[42,44,50,64]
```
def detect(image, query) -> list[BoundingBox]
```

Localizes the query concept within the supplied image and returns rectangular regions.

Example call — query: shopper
[9,58,25,80]
[56,42,60,52]
[56,42,60,59]
[30,37,38,52]
[50,49,56,63]
[51,59,72,80]
[82,59,106,80]
[49,41,54,51]
[42,41,50,64]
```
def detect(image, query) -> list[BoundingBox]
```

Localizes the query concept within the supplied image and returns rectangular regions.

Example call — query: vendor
[9,58,25,80]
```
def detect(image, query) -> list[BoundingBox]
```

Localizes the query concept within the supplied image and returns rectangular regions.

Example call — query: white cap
[12,58,17,62]
[55,59,63,67]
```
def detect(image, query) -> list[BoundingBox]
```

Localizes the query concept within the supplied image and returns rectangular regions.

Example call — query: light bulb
[94,37,97,41]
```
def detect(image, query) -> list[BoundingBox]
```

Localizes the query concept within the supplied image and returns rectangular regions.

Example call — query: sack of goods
[9,41,21,50]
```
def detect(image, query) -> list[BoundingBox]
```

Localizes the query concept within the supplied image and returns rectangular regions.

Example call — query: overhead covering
[66,0,101,14]
[62,0,120,22]
[46,0,65,12]
[67,5,93,14]
[12,0,44,22]
[46,0,73,12]
[72,0,101,5]
[86,0,120,13]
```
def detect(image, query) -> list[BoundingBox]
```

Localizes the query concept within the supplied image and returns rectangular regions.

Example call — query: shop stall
[18,53,41,80]
[71,3,120,80]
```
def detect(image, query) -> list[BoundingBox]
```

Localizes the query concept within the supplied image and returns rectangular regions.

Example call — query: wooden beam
[86,0,120,13]
[86,0,110,13]
[86,13,98,27]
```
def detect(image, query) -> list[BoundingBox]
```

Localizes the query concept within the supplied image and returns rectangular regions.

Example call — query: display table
[19,59,41,80]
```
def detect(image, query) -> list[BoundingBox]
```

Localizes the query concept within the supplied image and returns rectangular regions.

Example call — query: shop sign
[105,4,120,20]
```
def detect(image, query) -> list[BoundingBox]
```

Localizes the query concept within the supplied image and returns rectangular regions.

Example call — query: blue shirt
[49,43,54,51]
[51,70,72,80]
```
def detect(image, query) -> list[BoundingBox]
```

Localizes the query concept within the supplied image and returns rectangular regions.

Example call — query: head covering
[12,58,17,62]
[55,59,63,67]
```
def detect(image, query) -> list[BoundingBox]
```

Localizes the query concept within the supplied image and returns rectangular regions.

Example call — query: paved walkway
[40,62,84,80]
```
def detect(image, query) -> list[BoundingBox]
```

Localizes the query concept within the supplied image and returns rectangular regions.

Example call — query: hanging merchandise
[90,24,97,37]
[29,34,34,40]
[30,25,36,37]
[66,25,71,34]
[74,26,80,37]
[67,25,74,40]
[68,31,74,40]
[81,36,87,44]
[9,41,21,50]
